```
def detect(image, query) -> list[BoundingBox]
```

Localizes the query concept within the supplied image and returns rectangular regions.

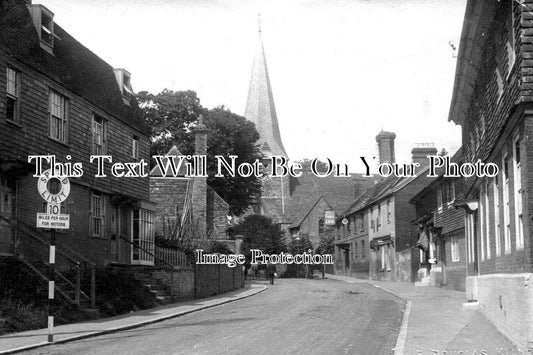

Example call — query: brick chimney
[411,143,438,168]
[191,114,208,234]
[375,130,396,164]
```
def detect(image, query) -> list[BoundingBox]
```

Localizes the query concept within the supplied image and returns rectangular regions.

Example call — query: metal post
[48,229,56,343]
[90,264,96,308]
[75,264,80,306]
[169,267,174,302]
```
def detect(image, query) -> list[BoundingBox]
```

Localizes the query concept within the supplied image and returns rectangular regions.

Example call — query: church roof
[244,33,287,157]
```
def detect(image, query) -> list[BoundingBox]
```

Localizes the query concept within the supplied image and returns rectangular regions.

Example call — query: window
[480,186,485,261]
[485,181,491,260]
[361,240,365,259]
[6,66,20,122]
[446,180,455,205]
[92,115,106,155]
[503,154,511,253]
[91,192,105,237]
[370,207,375,231]
[360,213,365,231]
[132,209,155,264]
[381,246,390,271]
[451,236,459,262]
[377,205,381,230]
[514,135,524,249]
[386,199,391,223]
[318,217,325,235]
[132,136,139,159]
[437,185,443,212]
[494,175,501,256]
[354,242,358,260]
[49,91,68,142]
[41,10,54,46]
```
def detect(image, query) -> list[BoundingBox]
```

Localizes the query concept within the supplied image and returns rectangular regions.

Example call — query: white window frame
[49,90,68,143]
[91,192,105,237]
[132,136,139,159]
[480,185,485,261]
[484,180,491,260]
[451,236,460,262]
[513,135,524,250]
[493,175,501,257]
[92,115,106,155]
[503,153,511,254]
[437,185,443,213]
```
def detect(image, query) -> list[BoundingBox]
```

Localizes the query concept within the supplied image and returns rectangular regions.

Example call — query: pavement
[0,283,266,355]
[326,273,519,355]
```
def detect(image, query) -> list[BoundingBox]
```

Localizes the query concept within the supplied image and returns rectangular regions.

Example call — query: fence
[155,246,189,268]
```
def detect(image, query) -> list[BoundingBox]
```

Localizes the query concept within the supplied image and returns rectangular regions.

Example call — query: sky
[38,0,466,172]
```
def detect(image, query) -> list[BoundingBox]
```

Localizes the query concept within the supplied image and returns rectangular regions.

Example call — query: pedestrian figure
[267,262,276,285]
[251,262,258,280]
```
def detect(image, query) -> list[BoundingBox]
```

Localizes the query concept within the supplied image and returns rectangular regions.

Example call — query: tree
[315,234,335,255]
[137,89,202,158]
[137,90,262,216]
[181,107,263,215]
[230,215,286,258]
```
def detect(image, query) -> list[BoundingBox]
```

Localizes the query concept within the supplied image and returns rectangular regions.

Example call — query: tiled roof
[284,172,372,224]
[0,2,147,133]
[244,33,287,157]
[150,145,188,177]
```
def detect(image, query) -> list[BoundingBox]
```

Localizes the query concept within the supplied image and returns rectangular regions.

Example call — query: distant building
[449,0,533,348]
[335,135,437,281]
[410,148,466,291]
[150,117,231,247]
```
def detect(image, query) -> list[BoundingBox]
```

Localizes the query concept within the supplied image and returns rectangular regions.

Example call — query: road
[27,279,404,355]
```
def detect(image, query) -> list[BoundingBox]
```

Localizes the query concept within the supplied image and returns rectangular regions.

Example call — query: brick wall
[194,263,244,299]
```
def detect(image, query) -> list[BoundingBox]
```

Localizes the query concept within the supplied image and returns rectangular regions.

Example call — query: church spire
[244,25,287,158]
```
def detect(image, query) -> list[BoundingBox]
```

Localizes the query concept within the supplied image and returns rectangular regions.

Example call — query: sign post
[36,169,70,343]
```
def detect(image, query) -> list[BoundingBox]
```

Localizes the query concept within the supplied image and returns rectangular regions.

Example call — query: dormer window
[27,5,56,54]
[41,11,53,46]
[113,69,135,104]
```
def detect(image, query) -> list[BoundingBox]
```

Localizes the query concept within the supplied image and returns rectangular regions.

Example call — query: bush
[83,267,157,317]
[0,297,46,334]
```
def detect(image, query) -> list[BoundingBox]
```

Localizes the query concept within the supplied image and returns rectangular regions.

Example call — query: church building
[243,28,373,248]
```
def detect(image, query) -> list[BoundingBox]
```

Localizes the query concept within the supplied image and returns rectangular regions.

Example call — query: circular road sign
[37,169,70,203]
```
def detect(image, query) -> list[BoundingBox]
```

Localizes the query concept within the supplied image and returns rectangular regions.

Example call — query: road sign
[37,169,70,203]
[47,203,61,215]
[36,213,70,229]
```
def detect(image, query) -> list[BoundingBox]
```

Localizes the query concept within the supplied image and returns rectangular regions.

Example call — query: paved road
[26,279,404,355]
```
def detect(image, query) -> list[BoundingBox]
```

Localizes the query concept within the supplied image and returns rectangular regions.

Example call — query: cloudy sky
[39,0,466,172]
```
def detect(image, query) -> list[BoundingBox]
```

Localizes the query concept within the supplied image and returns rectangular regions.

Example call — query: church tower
[244,25,290,223]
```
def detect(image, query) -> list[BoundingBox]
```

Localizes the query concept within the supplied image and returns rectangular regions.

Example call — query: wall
[194,263,245,299]
[471,273,533,350]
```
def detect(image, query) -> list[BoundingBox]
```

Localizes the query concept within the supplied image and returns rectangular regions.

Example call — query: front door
[0,175,15,255]
[131,209,155,265]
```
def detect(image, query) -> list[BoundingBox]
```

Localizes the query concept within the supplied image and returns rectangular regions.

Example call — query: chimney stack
[411,143,438,168]
[375,130,396,164]
[191,114,208,234]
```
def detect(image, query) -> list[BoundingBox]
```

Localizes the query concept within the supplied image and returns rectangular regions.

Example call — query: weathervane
[258,13,261,33]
